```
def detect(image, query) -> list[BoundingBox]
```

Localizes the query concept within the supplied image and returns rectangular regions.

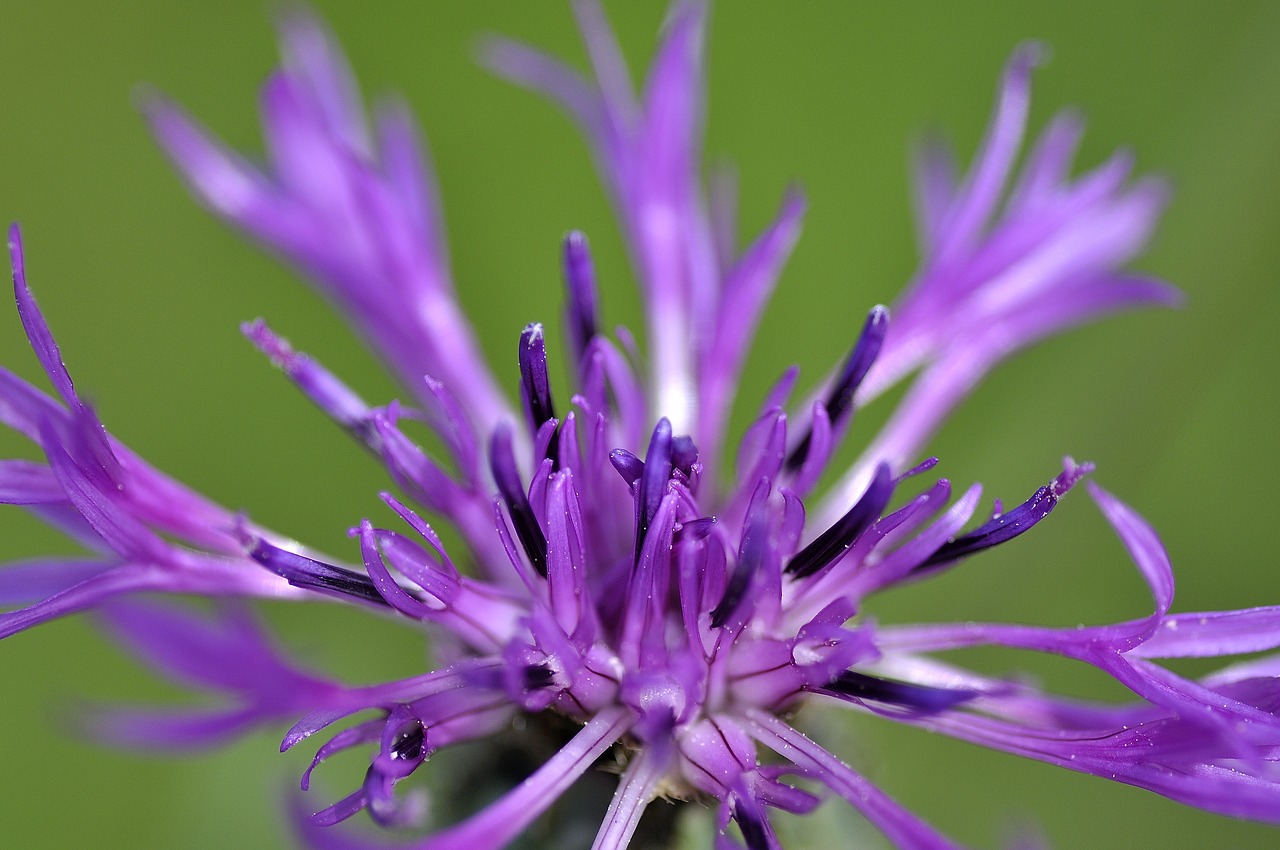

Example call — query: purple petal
[301,718,385,791]
[41,427,171,565]
[747,710,967,850]
[931,43,1042,268]
[10,225,77,405]
[1005,110,1085,211]
[1133,607,1280,659]
[86,704,262,750]
[911,135,958,251]
[1088,481,1175,624]
[102,599,263,688]
[0,366,64,443]
[0,459,63,504]
[313,707,629,850]
[144,96,301,244]
[701,189,806,452]
[277,8,372,157]
[0,564,155,639]
[243,319,371,430]
[0,557,117,606]
[518,323,558,447]
[590,741,672,850]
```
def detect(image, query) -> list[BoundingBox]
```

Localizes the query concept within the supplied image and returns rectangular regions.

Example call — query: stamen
[786,306,888,470]
[609,449,644,486]
[674,516,716,543]
[711,497,769,629]
[914,460,1092,574]
[489,424,548,576]
[733,799,772,850]
[896,456,940,482]
[671,433,699,477]
[786,463,893,580]
[388,718,426,764]
[820,670,977,714]
[635,418,672,560]
[562,230,599,364]
[244,535,388,606]
[523,662,556,691]
[519,323,559,463]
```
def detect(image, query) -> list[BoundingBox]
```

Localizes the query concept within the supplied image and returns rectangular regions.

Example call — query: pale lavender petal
[911,135,958,252]
[0,564,156,639]
[931,43,1042,268]
[144,98,305,246]
[278,9,372,157]
[86,704,263,749]
[701,188,806,456]
[481,40,606,150]
[1004,110,1084,213]
[570,0,637,126]
[0,459,63,504]
[375,102,447,266]
[0,557,118,605]
[152,20,513,435]
[97,597,334,698]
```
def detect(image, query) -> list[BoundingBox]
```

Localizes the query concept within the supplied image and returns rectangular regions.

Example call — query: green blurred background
[2,1,1279,847]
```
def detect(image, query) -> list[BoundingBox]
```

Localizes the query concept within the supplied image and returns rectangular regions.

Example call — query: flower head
[3,3,1278,849]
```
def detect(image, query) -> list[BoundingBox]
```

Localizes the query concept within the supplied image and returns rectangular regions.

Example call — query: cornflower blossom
[2,2,1279,848]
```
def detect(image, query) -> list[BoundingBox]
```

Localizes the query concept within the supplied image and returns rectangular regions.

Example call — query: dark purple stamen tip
[671,434,699,476]
[733,800,771,850]
[786,462,894,579]
[820,670,978,713]
[896,456,940,482]
[522,663,556,691]
[786,306,889,471]
[562,230,599,363]
[674,516,716,543]
[246,536,388,607]
[635,418,673,560]
[609,449,644,486]
[986,498,1004,522]
[489,425,548,576]
[826,306,890,420]
[389,719,426,763]
[915,461,1091,574]
[519,323,559,464]
[710,511,767,629]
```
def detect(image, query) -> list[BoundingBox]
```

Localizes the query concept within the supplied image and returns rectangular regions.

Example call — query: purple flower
[2,3,1277,849]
